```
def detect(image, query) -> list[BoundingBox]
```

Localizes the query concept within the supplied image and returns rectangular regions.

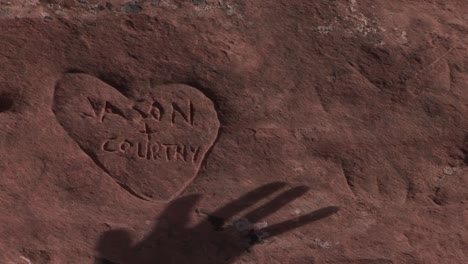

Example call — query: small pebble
[234,218,252,232]
[443,166,454,175]
[292,208,302,216]
[253,221,268,229]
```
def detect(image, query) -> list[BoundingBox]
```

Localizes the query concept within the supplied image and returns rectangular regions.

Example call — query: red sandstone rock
[0,0,467,263]
[54,73,219,201]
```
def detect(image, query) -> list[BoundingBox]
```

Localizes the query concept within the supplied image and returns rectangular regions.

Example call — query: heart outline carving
[53,73,220,201]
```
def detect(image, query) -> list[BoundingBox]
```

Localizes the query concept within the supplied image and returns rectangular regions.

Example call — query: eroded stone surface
[53,73,219,201]
[1,1,468,263]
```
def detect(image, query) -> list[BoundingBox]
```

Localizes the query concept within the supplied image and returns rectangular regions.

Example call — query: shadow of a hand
[95,182,338,264]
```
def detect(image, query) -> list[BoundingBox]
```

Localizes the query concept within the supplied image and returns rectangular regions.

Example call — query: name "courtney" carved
[102,138,201,163]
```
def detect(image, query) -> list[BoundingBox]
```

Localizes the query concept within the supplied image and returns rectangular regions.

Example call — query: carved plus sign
[139,123,157,135]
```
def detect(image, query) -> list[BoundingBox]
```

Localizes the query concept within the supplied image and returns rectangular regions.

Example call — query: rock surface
[54,73,219,201]
[0,0,467,263]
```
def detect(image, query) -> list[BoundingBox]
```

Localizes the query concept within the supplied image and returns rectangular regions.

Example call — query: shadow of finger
[243,186,309,223]
[209,182,287,222]
[261,206,339,238]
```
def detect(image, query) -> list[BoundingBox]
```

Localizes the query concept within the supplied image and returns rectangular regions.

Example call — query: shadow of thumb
[96,229,133,263]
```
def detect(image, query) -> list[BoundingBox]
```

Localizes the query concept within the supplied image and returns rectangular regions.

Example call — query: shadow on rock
[95,182,339,264]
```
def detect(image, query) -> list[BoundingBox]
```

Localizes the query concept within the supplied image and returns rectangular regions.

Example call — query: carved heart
[53,73,220,201]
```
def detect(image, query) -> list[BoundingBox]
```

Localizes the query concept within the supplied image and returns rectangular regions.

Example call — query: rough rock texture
[54,73,219,201]
[0,0,467,263]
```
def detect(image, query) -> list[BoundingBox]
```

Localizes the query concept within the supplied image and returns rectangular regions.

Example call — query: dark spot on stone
[459,135,468,165]
[246,229,260,244]
[193,0,205,5]
[121,1,143,13]
[0,95,13,112]
[207,215,225,231]
[94,258,118,264]
[151,0,160,6]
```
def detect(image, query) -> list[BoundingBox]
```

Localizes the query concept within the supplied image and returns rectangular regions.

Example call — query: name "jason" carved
[83,97,194,126]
